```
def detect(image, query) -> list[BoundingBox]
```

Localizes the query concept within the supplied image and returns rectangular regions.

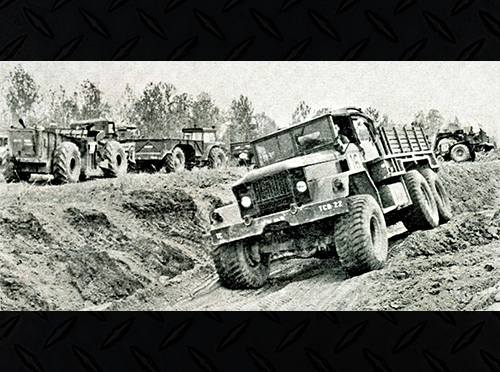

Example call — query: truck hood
[233,150,340,186]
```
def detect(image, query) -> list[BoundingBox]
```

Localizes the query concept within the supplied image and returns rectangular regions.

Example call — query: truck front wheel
[402,170,439,231]
[213,239,270,289]
[334,195,388,276]
[53,142,81,183]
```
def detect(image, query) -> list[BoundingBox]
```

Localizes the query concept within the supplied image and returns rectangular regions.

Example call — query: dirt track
[1,158,500,311]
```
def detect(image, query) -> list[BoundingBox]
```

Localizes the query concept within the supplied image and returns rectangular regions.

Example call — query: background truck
[209,108,451,289]
[434,127,495,162]
[122,127,227,172]
[6,118,127,183]
[229,141,255,166]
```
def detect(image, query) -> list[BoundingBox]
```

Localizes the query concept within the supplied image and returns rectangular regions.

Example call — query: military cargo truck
[209,108,451,289]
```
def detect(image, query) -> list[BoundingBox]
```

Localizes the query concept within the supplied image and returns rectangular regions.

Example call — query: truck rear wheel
[419,168,453,223]
[402,170,439,231]
[165,147,186,172]
[213,239,270,289]
[102,141,127,178]
[333,195,388,276]
[53,142,81,183]
[450,143,471,162]
[208,147,227,169]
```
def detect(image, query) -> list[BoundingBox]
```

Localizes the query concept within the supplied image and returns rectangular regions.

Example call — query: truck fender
[348,170,383,207]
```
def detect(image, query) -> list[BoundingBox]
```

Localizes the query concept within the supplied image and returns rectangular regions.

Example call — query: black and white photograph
[0,61,499,312]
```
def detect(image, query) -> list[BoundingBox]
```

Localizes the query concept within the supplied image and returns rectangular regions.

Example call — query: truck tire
[333,195,388,276]
[53,142,81,183]
[419,168,453,223]
[102,141,127,178]
[165,147,186,172]
[450,143,471,162]
[402,170,439,231]
[208,147,227,169]
[213,239,270,289]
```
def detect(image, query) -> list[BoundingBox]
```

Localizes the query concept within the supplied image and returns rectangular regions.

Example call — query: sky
[0,61,499,138]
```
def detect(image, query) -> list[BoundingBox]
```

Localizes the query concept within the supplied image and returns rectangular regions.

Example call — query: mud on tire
[208,147,227,169]
[419,168,453,223]
[213,239,270,289]
[53,142,81,183]
[334,195,388,276]
[102,140,127,178]
[402,169,439,231]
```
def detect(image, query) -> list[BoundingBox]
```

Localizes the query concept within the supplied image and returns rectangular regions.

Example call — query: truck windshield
[254,116,336,167]
[254,132,295,166]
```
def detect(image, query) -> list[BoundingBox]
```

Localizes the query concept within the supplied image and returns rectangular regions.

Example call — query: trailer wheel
[208,147,227,169]
[419,168,453,223]
[402,170,439,231]
[213,239,270,289]
[333,195,388,276]
[450,143,471,162]
[102,141,127,178]
[165,147,186,172]
[53,142,81,183]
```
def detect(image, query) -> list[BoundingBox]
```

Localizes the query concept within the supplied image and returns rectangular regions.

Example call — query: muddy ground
[0,157,499,311]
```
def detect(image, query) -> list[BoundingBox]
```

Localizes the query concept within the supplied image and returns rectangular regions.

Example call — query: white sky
[1,61,499,138]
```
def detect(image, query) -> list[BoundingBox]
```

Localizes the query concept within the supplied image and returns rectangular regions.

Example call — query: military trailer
[209,108,451,289]
[127,127,227,172]
[7,119,127,183]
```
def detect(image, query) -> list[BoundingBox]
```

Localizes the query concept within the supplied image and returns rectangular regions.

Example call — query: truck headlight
[296,181,308,193]
[241,196,252,208]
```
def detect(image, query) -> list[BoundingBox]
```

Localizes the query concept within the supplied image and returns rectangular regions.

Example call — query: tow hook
[244,216,252,226]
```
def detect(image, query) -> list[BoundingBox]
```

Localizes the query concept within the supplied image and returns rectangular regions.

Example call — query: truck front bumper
[210,197,348,246]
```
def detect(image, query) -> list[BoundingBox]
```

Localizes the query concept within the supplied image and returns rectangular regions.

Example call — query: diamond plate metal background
[1,312,500,371]
[0,0,499,370]
[0,0,498,60]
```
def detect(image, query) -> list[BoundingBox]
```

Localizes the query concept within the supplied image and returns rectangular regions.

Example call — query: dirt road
[1,159,499,311]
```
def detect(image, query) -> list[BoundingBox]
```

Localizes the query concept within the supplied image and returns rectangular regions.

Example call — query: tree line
[1,65,478,145]
[0,65,278,143]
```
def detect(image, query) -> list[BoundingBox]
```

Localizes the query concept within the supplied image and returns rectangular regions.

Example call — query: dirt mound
[394,211,499,258]
[438,160,500,213]
[475,149,500,162]
[0,207,52,244]
[0,178,205,310]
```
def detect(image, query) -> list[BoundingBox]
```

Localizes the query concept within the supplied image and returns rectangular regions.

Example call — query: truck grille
[253,172,294,216]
